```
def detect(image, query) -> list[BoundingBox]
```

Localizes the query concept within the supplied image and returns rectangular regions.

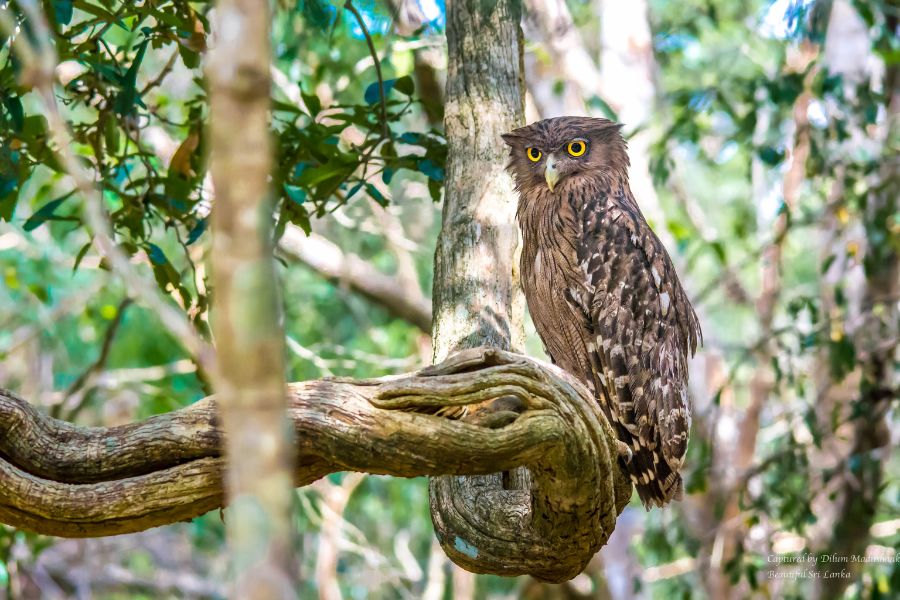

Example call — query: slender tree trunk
[207,0,296,596]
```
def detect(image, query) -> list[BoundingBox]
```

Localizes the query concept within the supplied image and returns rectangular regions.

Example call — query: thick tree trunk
[428,0,527,575]
[432,0,526,360]
[207,0,296,595]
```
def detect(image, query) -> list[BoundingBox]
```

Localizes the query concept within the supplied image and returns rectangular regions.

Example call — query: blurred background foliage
[0,0,897,598]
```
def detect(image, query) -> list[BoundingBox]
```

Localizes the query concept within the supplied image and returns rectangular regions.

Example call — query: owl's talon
[616,440,633,463]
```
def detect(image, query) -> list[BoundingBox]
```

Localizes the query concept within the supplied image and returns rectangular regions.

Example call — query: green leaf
[147,243,168,265]
[666,219,691,243]
[364,79,397,104]
[114,40,150,116]
[74,2,124,24]
[757,146,784,166]
[272,99,305,114]
[0,144,20,220]
[284,184,307,205]
[0,189,17,221]
[300,0,337,30]
[23,197,68,231]
[0,162,15,195]
[0,169,17,198]
[73,241,92,271]
[273,210,289,242]
[103,116,120,154]
[3,97,24,132]
[365,183,386,206]
[22,115,48,139]
[297,161,355,188]
[828,336,856,382]
[417,158,444,182]
[768,74,804,105]
[394,75,415,96]
[345,182,364,200]
[709,240,727,264]
[52,0,74,25]
[186,219,207,245]
[427,178,442,202]
[301,90,321,115]
[178,43,200,69]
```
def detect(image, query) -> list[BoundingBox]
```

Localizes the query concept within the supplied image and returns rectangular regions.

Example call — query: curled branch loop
[0,348,628,581]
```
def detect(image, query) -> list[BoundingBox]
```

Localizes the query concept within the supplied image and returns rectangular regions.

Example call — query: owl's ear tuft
[594,121,625,134]
[501,132,521,147]
[589,121,627,146]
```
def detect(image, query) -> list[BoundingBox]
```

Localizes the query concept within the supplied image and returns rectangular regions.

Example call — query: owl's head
[501,117,629,195]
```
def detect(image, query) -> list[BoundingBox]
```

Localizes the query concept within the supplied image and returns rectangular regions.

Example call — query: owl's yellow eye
[526,147,542,162]
[567,140,587,157]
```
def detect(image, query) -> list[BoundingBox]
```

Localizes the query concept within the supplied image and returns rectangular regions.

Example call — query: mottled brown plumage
[502,116,702,508]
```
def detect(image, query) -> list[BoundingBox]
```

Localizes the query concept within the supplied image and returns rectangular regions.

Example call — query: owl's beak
[544,156,560,192]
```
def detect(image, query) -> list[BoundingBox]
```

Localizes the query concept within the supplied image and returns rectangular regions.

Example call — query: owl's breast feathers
[519,184,701,509]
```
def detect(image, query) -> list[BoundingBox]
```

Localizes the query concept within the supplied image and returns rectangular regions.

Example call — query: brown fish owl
[502,116,702,508]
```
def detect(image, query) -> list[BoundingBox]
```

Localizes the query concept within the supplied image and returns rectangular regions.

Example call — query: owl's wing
[577,189,701,508]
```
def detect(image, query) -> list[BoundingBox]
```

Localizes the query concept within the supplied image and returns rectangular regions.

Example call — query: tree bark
[206,0,296,595]
[429,0,526,573]
[432,0,526,360]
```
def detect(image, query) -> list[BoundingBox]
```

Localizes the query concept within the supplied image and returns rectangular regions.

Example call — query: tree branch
[0,347,629,582]
[278,226,432,333]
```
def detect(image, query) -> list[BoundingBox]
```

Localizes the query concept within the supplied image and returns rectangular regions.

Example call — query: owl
[501,116,702,508]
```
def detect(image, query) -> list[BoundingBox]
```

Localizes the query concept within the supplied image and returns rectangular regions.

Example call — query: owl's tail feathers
[623,448,684,510]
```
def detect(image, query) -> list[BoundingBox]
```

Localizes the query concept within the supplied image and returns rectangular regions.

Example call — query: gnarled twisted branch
[0,347,629,582]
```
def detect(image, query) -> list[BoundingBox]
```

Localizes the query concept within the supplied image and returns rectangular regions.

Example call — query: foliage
[0,0,445,334]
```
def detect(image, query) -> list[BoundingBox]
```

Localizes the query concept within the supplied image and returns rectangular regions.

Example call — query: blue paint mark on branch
[454,536,478,559]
